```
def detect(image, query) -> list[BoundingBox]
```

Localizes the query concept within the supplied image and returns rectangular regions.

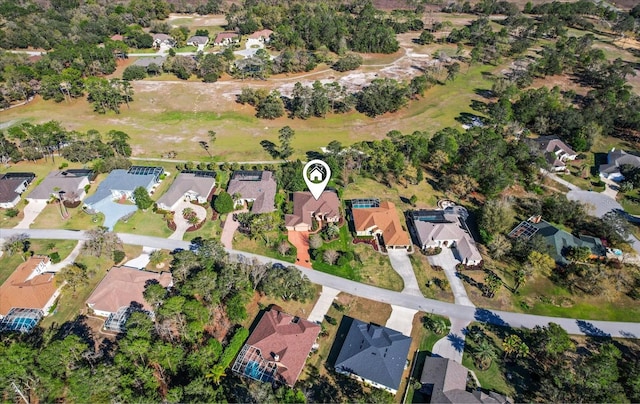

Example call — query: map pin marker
[303,159,331,200]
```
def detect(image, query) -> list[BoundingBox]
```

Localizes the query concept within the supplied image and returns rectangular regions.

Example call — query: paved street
[2,228,640,338]
[387,250,422,296]
[567,189,625,218]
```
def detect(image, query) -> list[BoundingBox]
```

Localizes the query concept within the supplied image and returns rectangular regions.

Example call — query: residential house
[409,209,482,266]
[232,308,320,387]
[0,173,33,208]
[420,357,511,404]
[248,29,273,43]
[152,33,175,48]
[509,217,606,265]
[333,317,412,395]
[86,266,172,331]
[156,171,215,211]
[0,256,59,317]
[110,34,124,41]
[285,191,341,232]
[27,169,94,203]
[226,170,277,214]
[352,201,411,250]
[599,148,640,181]
[83,166,163,229]
[534,136,577,172]
[214,32,239,46]
[186,35,209,47]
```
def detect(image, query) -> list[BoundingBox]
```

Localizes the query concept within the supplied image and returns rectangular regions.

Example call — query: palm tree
[502,334,522,359]
[514,268,526,292]
[431,318,448,335]
[475,339,497,370]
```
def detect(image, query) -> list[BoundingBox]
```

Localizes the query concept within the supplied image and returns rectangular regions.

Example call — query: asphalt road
[2,228,640,339]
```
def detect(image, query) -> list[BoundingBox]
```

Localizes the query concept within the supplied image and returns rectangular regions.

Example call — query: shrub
[424,246,442,255]
[5,208,19,218]
[84,184,91,193]
[213,192,234,214]
[113,250,125,263]
[58,162,69,169]
[49,252,61,263]
[337,256,348,266]
[332,53,363,72]
[343,251,354,261]
[122,65,147,81]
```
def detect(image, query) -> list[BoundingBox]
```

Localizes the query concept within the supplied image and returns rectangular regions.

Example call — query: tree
[332,53,363,72]
[59,263,88,294]
[409,195,418,206]
[480,199,514,235]
[213,192,234,214]
[514,267,527,292]
[84,227,123,257]
[323,249,339,265]
[475,339,497,370]
[527,251,556,276]
[488,234,511,259]
[502,334,522,359]
[277,241,291,256]
[416,30,435,45]
[278,126,295,159]
[256,91,285,119]
[122,65,147,81]
[565,246,591,263]
[484,272,502,298]
[446,62,461,81]
[149,250,168,267]
[133,186,154,210]
[143,282,167,309]
[309,234,324,249]
[2,233,30,258]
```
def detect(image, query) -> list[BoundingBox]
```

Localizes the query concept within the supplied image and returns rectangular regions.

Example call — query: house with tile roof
[0,256,60,317]
[0,176,29,209]
[333,317,412,395]
[599,148,640,181]
[214,31,239,46]
[28,169,94,203]
[186,35,209,47]
[227,170,277,214]
[86,266,173,319]
[352,201,411,251]
[285,191,341,232]
[248,29,273,41]
[409,209,482,266]
[420,357,511,403]
[534,136,577,172]
[156,171,215,211]
[232,308,320,387]
[509,217,606,265]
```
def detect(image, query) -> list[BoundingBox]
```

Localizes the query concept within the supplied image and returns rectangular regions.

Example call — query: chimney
[273,354,280,362]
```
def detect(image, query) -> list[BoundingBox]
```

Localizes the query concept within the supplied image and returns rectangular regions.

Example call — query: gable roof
[152,33,173,42]
[0,256,56,316]
[334,318,411,391]
[285,191,341,228]
[600,149,640,175]
[156,172,216,209]
[0,177,26,204]
[187,35,209,45]
[28,170,92,201]
[226,171,277,213]
[84,169,158,206]
[535,136,576,157]
[214,31,239,44]
[352,201,410,247]
[249,29,273,39]
[86,266,172,315]
[239,309,321,386]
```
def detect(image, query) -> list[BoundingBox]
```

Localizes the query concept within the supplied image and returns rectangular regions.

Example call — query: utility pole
[11,381,29,404]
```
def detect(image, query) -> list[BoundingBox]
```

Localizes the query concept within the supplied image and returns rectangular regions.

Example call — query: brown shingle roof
[0,256,56,316]
[156,172,216,209]
[0,178,25,204]
[285,191,340,228]
[214,31,239,44]
[352,201,410,247]
[249,29,273,39]
[227,171,277,213]
[244,309,320,386]
[86,266,172,315]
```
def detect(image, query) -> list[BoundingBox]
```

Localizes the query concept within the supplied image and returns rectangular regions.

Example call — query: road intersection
[2,228,639,339]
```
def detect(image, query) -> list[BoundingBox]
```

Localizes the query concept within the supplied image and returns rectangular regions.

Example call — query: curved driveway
[1,228,639,339]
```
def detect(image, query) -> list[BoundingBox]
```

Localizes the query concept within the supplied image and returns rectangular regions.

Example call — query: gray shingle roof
[187,35,209,45]
[84,169,156,206]
[156,172,215,209]
[0,178,25,203]
[334,318,411,391]
[28,170,91,201]
[600,149,640,175]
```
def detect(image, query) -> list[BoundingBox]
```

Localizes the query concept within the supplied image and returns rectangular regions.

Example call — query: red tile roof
[214,32,239,44]
[352,201,410,247]
[249,29,273,39]
[245,309,320,386]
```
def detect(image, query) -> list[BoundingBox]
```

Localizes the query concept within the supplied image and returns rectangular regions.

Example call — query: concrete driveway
[14,199,47,229]
[220,208,248,249]
[124,246,158,269]
[431,318,469,363]
[48,241,84,272]
[287,230,311,268]
[386,305,417,336]
[308,286,340,323]
[427,248,475,307]
[387,249,421,296]
[168,201,207,241]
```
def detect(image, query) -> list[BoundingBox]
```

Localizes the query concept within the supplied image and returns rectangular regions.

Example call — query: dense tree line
[0,238,315,402]
[225,0,415,54]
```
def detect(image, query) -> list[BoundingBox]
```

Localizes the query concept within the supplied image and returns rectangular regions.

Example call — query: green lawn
[0,239,78,284]
[113,209,173,238]
[233,232,297,263]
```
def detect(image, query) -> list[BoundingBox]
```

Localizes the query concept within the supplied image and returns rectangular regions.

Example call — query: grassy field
[409,253,455,302]
[31,203,105,230]
[233,232,297,263]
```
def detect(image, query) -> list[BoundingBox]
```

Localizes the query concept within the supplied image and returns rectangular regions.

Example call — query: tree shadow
[447,332,466,353]
[326,315,354,368]
[260,140,279,159]
[306,150,324,160]
[576,320,611,338]
[474,308,508,328]
[53,314,95,347]
[473,88,494,99]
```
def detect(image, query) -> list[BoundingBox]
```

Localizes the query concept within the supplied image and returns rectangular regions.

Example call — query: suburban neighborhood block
[232,308,320,386]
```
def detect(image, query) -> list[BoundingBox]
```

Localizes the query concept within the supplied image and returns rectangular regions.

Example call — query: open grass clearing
[233,231,297,263]
[30,202,105,230]
[409,252,455,302]
[113,209,173,238]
